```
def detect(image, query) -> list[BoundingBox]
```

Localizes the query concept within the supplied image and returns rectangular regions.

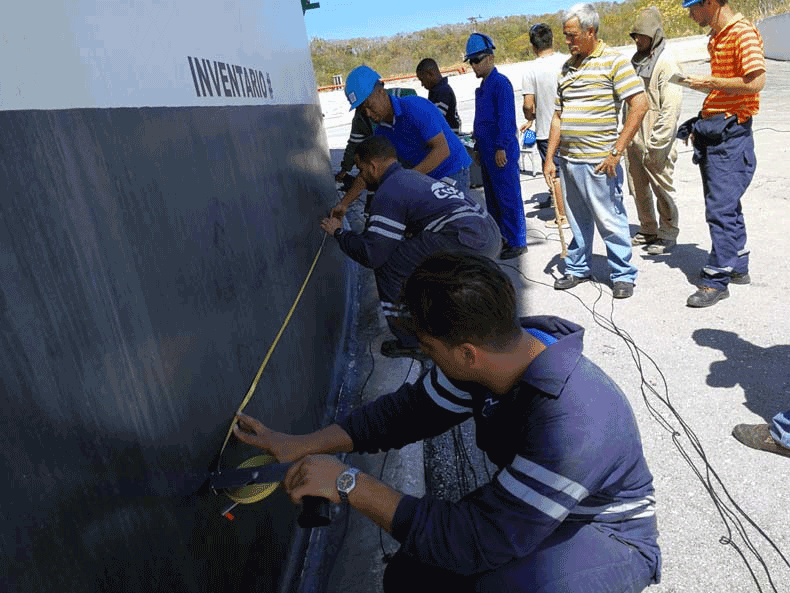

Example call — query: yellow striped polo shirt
[702,14,765,123]
[555,41,644,163]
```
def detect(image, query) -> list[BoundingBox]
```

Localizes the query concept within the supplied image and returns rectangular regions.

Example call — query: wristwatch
[336,467,360,503]
[333,227,344,238]
[611,147,620,157]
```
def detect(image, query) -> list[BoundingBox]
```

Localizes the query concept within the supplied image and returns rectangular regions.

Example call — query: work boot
[499,245,528,260]
[380,340,431,362]
[645,239,675,255]
[729,272,751,285]
[554,274,591,290]
[631,232,658,246]
[686,286,729,308]
[732,424,790,459]
[612,281,634,299]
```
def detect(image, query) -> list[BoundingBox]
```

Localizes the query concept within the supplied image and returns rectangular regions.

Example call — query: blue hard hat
[682,0,703,7]
[464,33,496,61]
[345,65,381,111]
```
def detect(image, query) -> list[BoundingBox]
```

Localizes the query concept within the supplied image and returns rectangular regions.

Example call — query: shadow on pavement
[692,328,790,421]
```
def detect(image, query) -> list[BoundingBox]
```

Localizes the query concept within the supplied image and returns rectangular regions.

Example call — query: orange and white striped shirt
[702,14,765,122]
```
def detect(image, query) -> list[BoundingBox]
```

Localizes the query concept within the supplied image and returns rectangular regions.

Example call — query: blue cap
[464,33,496,61]
[345,65,381,111]
[682,0,703,7]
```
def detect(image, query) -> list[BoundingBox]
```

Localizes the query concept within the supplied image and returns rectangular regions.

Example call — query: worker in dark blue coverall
[233,252,661,593]
[320,136,501,360]
[467,33,528,261]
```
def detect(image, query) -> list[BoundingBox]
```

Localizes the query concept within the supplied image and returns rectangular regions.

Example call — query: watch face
[338,473,354,491]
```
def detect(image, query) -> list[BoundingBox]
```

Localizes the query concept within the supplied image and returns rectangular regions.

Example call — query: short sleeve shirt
[555,41,644,163]
[702,14,765,122]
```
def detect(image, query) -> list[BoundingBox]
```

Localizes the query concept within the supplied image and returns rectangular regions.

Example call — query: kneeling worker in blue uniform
[234,252,662,593]
[467,33,529,260]
[321,136,501,359]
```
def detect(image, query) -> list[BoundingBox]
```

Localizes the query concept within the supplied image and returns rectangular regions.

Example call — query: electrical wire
[500,261,790,593]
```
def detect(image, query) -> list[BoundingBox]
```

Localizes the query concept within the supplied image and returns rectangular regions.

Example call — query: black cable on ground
[501,262,789,593]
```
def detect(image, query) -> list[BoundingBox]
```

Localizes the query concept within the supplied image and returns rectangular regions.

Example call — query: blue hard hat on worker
[681,0,703,7]
[345,65,381,111]
[464,32,496,62]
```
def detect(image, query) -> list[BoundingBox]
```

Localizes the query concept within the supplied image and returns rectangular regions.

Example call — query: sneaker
[632,232,658,246]
[729,272,751,285]
[686,286,729,308]
[612,281,634,299]
[645,239,676,255]
[554,274,591,290]
[732,424,790,458]
[499,245,528,260]
[380,340,431,362]
[545,217,570,229]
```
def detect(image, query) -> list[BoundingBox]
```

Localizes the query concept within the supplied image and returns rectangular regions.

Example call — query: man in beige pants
[625,8,682,255]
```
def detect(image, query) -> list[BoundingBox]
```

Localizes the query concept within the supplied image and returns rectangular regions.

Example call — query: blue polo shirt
[375,94,471,179]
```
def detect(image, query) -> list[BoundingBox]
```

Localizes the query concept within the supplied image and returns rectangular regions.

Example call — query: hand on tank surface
[285,454,347,504]
[233,413,307,462]
[320,216,342,235]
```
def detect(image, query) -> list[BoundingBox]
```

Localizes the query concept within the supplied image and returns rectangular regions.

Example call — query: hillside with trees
[310,0,789,85]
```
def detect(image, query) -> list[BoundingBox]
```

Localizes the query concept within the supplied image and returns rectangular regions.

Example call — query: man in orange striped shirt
[680,0,765,308]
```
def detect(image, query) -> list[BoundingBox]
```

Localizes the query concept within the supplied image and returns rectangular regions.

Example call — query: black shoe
[380,340,431,362]
[499,245,528,260]
[730,272,751,285]
[686,286,729,308]
[612,281,634,299]
[554,274,591,290]
[631,232,658,246]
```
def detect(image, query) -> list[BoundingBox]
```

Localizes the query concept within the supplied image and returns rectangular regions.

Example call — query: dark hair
[355,135,397,163]
[402,252,521,348]
[416,58,440,74]
[529,23,553,52]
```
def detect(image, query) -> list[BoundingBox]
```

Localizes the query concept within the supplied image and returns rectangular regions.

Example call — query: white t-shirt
[521,52,568,140]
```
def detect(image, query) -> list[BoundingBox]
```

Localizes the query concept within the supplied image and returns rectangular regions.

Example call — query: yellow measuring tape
[217,233,327,505]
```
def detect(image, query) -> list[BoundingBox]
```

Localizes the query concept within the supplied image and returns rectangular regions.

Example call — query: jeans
[444,167,471,196]
[561,160,637,284]
[771,409,790,449]
[383,521,656,593]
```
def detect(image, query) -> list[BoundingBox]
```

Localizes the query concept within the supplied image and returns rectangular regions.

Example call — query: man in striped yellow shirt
[680,0,765,308]
[544,3,648,299]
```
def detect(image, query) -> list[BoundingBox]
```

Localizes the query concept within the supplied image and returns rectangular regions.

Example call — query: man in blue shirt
[233,252,661,593]
[332,66,472,221]
[321,136,500,359]
[468,33,528,260]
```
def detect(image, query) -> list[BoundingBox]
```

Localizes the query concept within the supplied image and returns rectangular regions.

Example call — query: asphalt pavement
[321,38,790,593]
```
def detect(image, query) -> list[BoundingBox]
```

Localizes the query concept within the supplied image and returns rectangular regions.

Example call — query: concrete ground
[320,37,790,593]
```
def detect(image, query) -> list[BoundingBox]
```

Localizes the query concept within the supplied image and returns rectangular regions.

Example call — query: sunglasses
[469,55,488,65]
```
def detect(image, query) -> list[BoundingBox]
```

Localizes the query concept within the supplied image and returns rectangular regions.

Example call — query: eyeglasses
[469,55,488,65]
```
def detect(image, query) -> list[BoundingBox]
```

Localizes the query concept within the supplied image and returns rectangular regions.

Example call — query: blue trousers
[479,142,527,248]
[383,522,655,593]
[771,409,790,449]
[561,160,637,284]
[692,115,756,290]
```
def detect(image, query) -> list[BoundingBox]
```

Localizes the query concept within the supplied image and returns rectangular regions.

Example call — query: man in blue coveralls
[332,65,472,222]
[467,33,528,261]
[321,136,501,360]
[234,252,661,593]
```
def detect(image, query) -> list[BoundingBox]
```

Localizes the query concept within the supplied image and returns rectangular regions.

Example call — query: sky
[303,0,575,41]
